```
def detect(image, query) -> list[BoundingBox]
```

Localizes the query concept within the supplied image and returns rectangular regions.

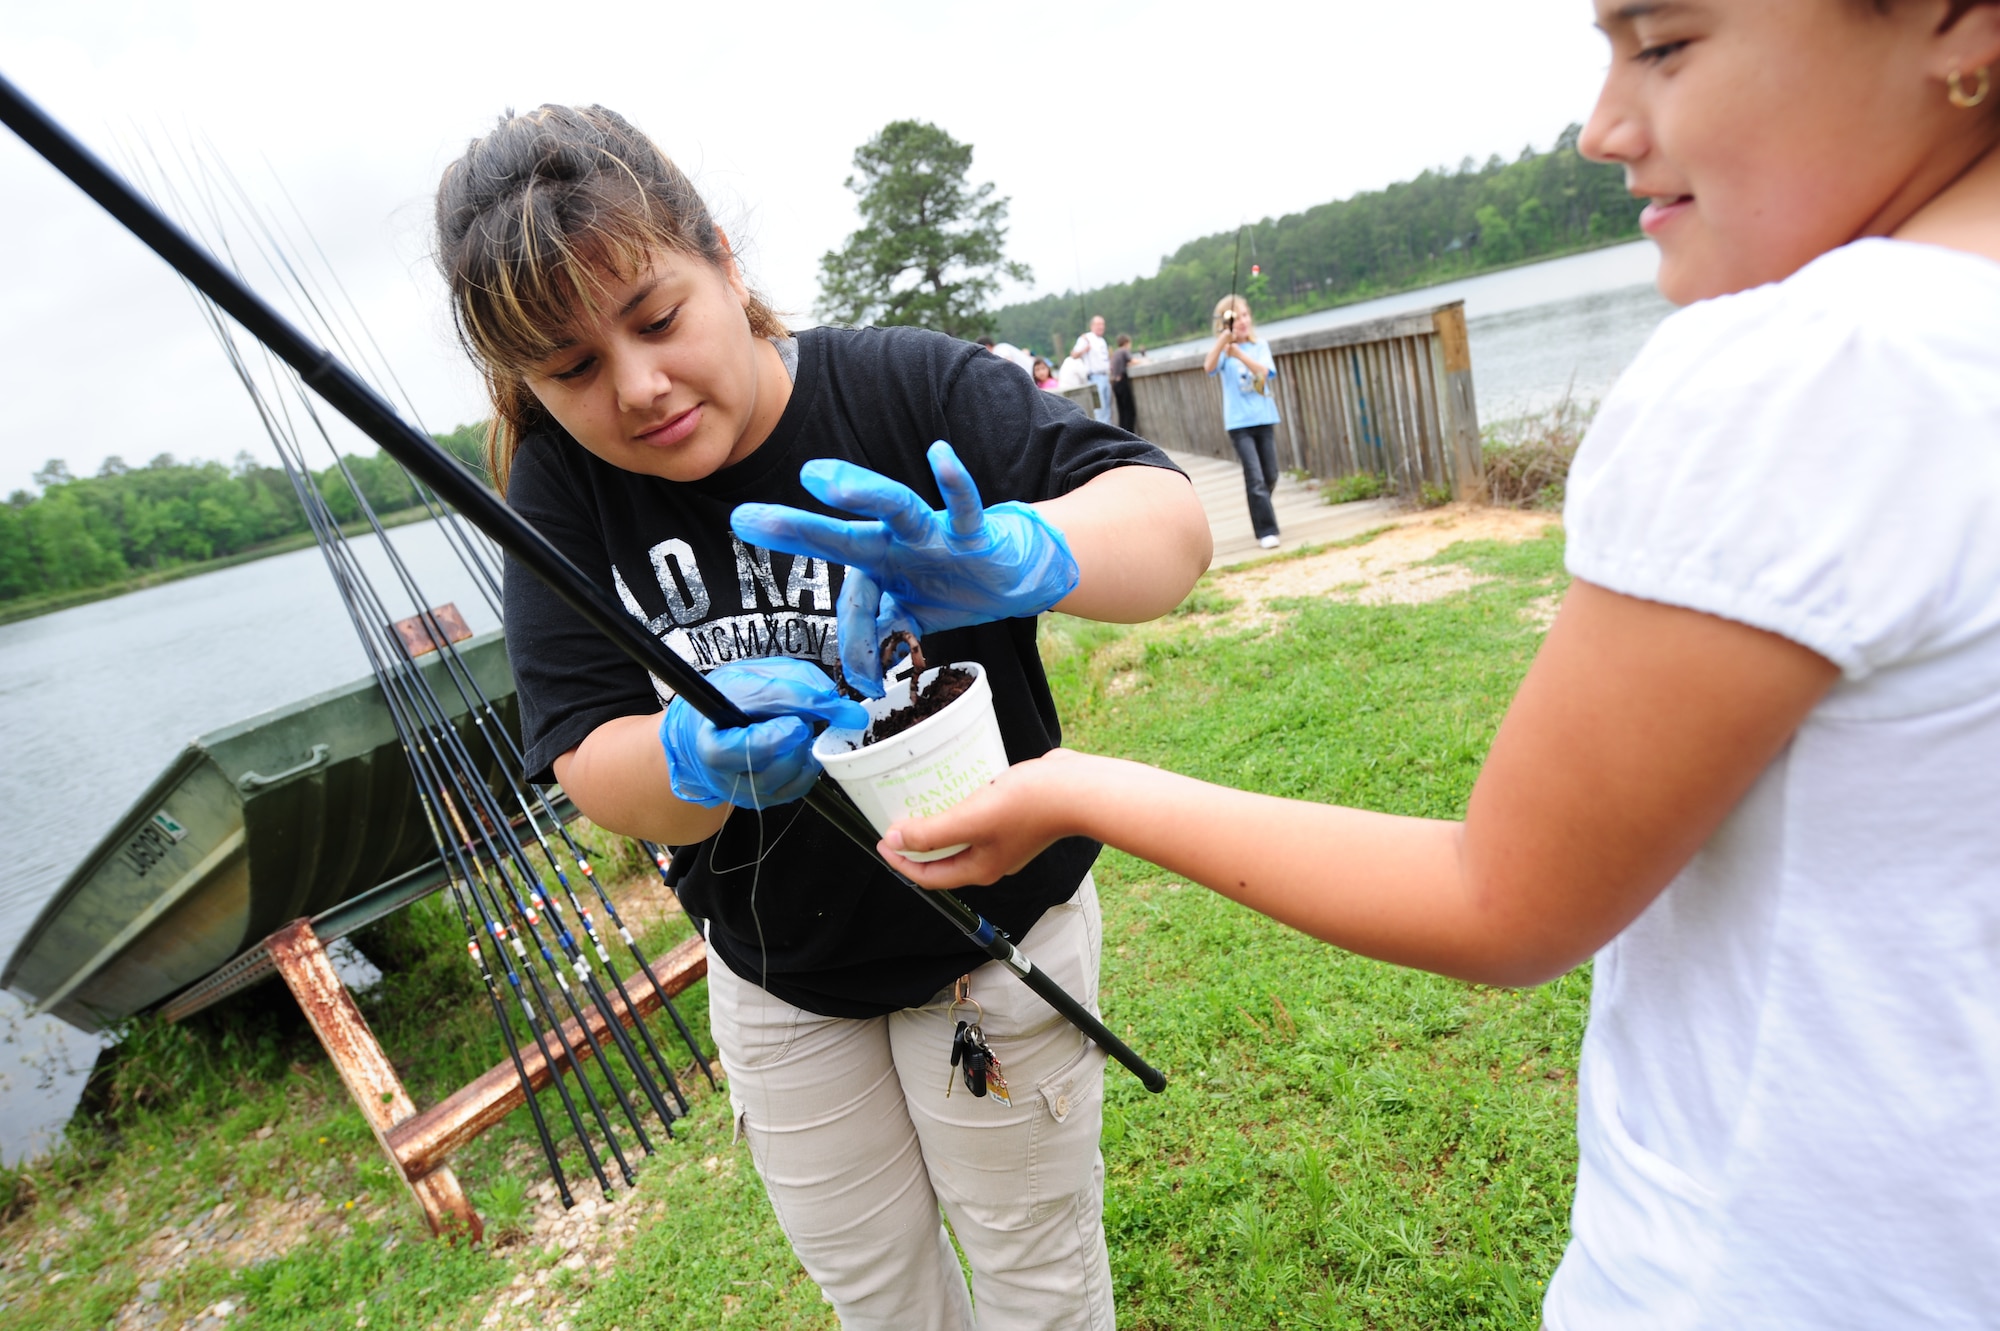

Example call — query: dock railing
[1125,299,1483,501]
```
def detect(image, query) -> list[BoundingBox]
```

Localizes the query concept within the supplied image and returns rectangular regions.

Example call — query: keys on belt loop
[945,974,1010,1105]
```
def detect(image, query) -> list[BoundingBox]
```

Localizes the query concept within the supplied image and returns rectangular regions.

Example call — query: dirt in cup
[863,631,975,745]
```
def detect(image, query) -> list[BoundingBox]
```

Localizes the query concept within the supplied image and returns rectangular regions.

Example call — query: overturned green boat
[2,632,551,1033]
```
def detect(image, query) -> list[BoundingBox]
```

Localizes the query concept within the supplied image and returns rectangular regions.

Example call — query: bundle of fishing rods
[0,72,1167,1150]
[123,135,716,1207]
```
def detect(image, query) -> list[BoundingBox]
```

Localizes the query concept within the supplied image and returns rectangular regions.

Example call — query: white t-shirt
[991,341,1035,374]
[1071,331,1109,376]
[1056,355,1091,391]
[1546,239,2000,1329]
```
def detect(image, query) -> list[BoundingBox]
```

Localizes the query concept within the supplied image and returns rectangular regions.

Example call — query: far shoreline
[0,504,443,629]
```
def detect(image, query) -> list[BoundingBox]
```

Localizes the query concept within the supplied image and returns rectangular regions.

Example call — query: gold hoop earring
[1947,66,1991,110]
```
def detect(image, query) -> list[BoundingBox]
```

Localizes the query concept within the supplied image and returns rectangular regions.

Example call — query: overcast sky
[0,1,1611,495]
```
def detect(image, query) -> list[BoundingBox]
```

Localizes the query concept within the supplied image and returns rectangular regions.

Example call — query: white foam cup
[811,661,1009,862]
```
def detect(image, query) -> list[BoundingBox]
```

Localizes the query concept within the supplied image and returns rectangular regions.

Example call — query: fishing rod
[0,72,1166,1095]
[248,341,613,1199]
[189,264,651,1195]
[223,172,695,1122]
[1226,222,1245,337]
[265,364,630,1195]
[291,414,682,1143]
[163,138,704,1147]
[284,416,674,1165]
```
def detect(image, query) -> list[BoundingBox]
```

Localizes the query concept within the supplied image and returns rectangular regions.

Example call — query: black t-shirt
[504,324,1183,1017]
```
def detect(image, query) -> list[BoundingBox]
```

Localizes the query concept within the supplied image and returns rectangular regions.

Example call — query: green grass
[1,530,1581,1330]
[1322,471,1389,505]
[1045,530,1579,1327]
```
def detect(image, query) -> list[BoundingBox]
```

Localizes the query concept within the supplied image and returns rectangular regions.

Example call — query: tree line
[0,424,487,605]
[993,125,1643,356]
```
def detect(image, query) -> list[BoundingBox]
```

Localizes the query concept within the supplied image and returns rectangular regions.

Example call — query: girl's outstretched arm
[1038,463,1211,623]
[883,582,1839,986]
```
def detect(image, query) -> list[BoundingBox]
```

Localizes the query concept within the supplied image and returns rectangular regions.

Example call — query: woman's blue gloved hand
[730,441,1080,697]
[659,658,869,810]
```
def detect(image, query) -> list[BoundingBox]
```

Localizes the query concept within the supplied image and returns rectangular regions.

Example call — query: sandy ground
[1197,502,1562,631]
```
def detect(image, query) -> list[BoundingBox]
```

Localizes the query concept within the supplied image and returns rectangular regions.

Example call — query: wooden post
[263,919,709,1237]
[385,936,707,1180]
[1431,303,1485,501]
[267,920,483,1241]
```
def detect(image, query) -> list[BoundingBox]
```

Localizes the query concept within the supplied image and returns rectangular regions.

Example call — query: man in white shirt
[1070,315,1112,423]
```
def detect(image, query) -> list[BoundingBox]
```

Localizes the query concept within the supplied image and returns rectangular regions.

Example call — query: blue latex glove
[659,659,868,810]
[731,441,1080,696]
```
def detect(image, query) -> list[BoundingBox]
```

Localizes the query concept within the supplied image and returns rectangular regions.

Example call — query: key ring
[947,974,984,1029]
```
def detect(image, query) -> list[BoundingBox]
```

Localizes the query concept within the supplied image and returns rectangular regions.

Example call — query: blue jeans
[1088,373,1113,423]
[1229,424,1281,540]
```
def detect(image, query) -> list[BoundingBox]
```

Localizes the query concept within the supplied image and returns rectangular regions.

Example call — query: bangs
[450,180,676,373]
[435,102,789,492]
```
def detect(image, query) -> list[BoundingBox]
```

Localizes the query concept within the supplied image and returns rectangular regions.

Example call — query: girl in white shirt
[849,2,2000,1325]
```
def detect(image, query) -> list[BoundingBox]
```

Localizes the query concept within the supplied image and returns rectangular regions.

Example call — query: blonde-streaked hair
[1211,295,1253,336]
[434,104,788,491]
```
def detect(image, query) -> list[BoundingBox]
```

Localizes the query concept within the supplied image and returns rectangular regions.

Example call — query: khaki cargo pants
[706,878,1113,1330]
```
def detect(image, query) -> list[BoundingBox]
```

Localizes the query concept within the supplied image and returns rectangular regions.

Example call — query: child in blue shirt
[1202,295,1282,548]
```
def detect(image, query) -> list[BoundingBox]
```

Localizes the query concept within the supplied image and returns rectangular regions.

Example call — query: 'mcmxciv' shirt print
[612,534,840,701]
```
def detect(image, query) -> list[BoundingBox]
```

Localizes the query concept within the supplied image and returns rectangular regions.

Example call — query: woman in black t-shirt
[435,105,1209,1329]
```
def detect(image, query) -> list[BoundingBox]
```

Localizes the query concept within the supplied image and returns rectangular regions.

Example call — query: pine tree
[816,120,1029,340]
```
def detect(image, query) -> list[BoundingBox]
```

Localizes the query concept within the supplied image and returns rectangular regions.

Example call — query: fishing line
[174,219,655,1194]
[169,139,683,1148]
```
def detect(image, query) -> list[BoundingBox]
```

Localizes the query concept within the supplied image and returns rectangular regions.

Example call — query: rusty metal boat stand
[253,917,707,1241]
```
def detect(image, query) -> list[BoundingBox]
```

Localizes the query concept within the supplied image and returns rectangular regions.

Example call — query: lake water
[0,240,1676,1164]
[0,519,500,1163]
[1146,239,1672,419]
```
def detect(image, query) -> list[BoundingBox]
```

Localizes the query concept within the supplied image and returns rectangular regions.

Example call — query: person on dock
[1056,347,1091,392]
[1070,314,1113,422]
[976,335,1035,375]
[1203,295,1282,549]
[1109,334,1141,435]
[875,2,2000,1327]
[433,103,1209,1331]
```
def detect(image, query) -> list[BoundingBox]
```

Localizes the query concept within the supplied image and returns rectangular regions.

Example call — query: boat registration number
[121,812,188,877]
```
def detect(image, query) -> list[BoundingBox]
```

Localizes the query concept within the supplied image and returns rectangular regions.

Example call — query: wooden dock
[1161,449,1405,569]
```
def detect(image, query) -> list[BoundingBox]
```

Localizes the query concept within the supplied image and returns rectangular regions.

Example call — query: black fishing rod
[204,292,645,1196]
[251,358,612,1200]
[294,420,681,1143]
[180,269,598,1199]
[0,72,1166,1095]
[164,136,721,1152]
[1226,223,1245,335]
[287,442,671,1166]
[183,166,692,1166]
[275,398,625,1196]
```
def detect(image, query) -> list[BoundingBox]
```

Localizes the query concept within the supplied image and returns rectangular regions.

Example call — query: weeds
[470,1176,531,1243]
[1481,391,1596,510]
[1323,470,1389,505]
